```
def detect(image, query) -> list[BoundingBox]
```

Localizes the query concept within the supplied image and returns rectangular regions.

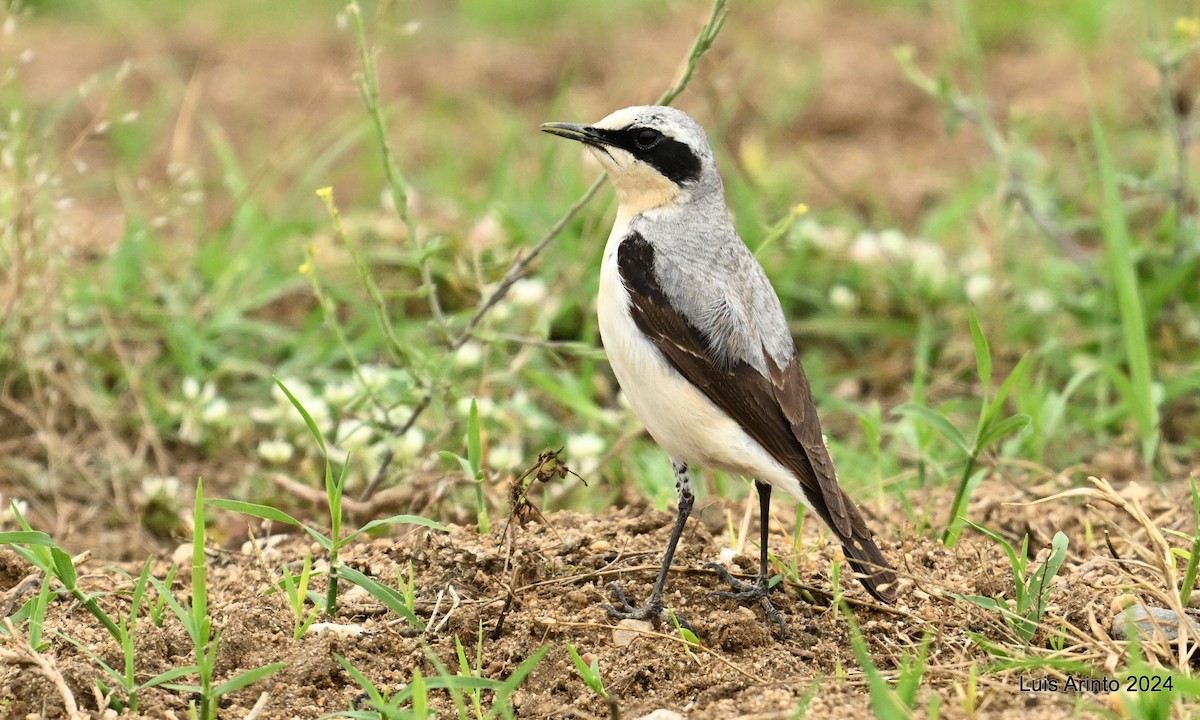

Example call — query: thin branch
[346,2,447,336]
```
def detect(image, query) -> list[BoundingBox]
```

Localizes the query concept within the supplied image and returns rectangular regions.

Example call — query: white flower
[566,432,605,461]
[200,397,229,424]
[395,427,426,459]
[257,439,295,464]
[282,396,330,430]
[1024,289,1055,315]
[273,378,311,405]
[356,365,389,392]
[182,377,203,401]
[336,419,375,451]
[454,342,484,370]
[828,284,859,312]
[489,444,523,472]
[908,241,948,291]
[509,278,549,307]
[1,497,30,525]
[249,406,280,424]
[141,476,180,499]
[1182,315,1200,340]
[878,229,907,256]
[848,232,885,265]
[964,273,994,303]
[324,380,357,408]
[490,301,514,323]
[798,219,847,253]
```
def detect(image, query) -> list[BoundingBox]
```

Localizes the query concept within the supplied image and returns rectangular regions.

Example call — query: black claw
[704,563,787,637]
[604,582,636,612]
[601,583,693,633]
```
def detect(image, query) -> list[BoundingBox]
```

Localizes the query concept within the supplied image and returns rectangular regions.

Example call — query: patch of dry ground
[2,476,1196,718]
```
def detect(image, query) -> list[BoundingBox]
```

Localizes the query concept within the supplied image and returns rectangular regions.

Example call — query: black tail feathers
[841,531,897,603]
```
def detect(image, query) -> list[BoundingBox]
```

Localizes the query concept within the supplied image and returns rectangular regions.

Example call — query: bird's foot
[704,562,786,637]
[602,583,693,633]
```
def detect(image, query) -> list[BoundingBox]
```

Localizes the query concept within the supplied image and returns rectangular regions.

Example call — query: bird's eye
[634,128,662,149]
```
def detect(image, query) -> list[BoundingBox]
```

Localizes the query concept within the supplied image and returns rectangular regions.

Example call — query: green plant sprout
[1178,476,1200,608]
[275,552,321,639]
[846,607,937,720]
[895,308,1032,547]
[1,508,121,641]
[566,643,609,701]
[440,398,490,533]
[0,508,196,714]
[951,525,1068,643]
[54,560,194,713]
[151,479,283,720]
[207,378,447,617]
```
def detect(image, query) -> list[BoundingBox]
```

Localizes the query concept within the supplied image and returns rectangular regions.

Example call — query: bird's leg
[604,460,694,628]
[705,480,786,636]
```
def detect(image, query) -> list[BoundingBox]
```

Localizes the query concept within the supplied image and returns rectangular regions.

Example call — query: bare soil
[2,476,1197,719]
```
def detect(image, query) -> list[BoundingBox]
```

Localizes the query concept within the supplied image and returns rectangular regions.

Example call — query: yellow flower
[1176,16,1200,41]
[315,186,333,201]
[738,135,768,184]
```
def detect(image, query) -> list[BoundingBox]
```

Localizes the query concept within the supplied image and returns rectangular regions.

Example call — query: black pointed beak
[539,122,610,148]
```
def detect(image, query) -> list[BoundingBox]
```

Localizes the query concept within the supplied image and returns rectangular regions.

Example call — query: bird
[540,106,896,634]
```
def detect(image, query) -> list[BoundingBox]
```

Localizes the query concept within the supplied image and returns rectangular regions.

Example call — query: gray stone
[1112,605,1200,642]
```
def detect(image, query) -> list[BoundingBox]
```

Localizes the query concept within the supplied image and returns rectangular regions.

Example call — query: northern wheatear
[541,106,895,634]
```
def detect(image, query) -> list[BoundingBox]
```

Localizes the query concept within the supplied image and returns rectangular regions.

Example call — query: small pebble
[590,540,612,553]
[612,618,653,647]
[1111,605,1200,642]
[307,622,368,638]
[1109,593,1136,616]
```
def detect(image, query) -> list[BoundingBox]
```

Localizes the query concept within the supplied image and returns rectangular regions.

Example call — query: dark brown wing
[617,232,896,601]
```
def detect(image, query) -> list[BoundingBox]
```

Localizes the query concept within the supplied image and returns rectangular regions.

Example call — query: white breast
[596,220,806,504]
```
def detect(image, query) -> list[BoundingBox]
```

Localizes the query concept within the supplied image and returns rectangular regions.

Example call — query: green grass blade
[140,665,202,691]
[205,499,303,527]
[1089,107,1158,464]
[191,478,207,627]
[334,654,385,705]
[337,565,425,629]
[411,666,427,720]
[968,306,992,399]
[212,662,285,696]
[977,413,1032,450]
[0,531,55,546]
[1181,477,1200,607]
[274,377,329,454]
[893,404,970,455]
[342,514,450,544]
[845,608,910,719]
[50,547,78,587]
